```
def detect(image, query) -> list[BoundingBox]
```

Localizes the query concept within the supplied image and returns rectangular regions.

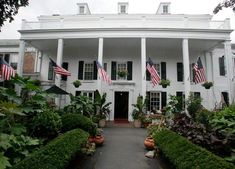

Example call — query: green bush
[12,129,89,169]
[32,109,62,139]
[62,114,97,136]
[153,129,235,169]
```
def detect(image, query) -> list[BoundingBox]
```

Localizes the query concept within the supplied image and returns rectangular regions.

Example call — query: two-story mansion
[16,2,234,121]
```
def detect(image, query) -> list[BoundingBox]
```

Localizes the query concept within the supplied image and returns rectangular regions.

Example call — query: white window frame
[83,62,94,80]
[150,92,161,111]
[117,62,127,80]
[82,91,94,101]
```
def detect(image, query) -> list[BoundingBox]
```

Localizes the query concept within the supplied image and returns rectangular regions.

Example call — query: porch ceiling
[26,38,223,54]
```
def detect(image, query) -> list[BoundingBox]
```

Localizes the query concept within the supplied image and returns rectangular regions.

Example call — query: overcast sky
[0,0,234,42]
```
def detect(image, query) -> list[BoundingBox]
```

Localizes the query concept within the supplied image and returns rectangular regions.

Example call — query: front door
[114,92,129,120]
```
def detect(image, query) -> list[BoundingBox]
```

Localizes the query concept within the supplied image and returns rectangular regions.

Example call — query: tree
[0,0,29,28]
[213,0,235,14]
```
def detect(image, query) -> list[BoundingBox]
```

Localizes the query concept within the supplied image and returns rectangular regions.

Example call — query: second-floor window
[84,63,93,80]
[117,62,127,80]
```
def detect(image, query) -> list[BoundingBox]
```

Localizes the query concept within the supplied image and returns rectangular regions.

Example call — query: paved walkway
[71,127,170,169]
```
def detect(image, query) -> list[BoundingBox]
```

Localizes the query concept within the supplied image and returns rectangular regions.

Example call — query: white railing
[21,15,230,31]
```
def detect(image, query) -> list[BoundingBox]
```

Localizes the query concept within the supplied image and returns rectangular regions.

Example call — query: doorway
[114,92,129,120]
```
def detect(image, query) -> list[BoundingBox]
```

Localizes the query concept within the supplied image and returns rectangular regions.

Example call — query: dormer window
[118,2,128,14]
[79,6,85,14]
[77,3,91,15]
[163,5,168,14]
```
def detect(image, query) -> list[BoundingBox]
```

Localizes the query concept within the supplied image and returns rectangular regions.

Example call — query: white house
[16,2,235,121]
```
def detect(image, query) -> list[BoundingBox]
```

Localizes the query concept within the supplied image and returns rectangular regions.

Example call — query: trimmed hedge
[153,129,235,169]
[62,114,97,136]
[12,129,89,169]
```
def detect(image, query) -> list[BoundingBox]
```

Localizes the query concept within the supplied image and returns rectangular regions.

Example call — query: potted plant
[202,81,213,89]
[73,80,81,88]
[159,79,170,88]
[117,69,128,78]
[94,90,111,128]
[142,115,152,128]
[132,95,146,128]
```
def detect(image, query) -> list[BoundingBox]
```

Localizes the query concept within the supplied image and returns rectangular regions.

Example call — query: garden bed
[153,129,235,169]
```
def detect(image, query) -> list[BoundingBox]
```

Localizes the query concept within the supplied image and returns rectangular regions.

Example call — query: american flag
[146,57,161,86]
[96,60,112,85]
[49,58,71,76]
[193,57,206,83]
[0,58,16,80]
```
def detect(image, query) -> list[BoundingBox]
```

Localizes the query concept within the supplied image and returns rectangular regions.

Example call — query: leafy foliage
[132,95,146,120]
[31,109,62,139]
[61,114,97,136]
[172,114,232,156]
[94,90,111,120]
[0,0,29,27]
[153,129,235,169]
[186,94,202,119]
[11,129,89,169]
[214,0,235,14]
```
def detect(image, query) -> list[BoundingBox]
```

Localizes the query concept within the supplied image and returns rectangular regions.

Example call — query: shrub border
[12,129,89,169]
[153,129,235,169]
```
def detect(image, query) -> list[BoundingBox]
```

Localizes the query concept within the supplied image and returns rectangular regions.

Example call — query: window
[10,63,17,70]
[120,5,126,13]
[117,62,127,80]
[48,61,54,80]
[150,92,161,111]
[82,91,94,100]
[79,6,85,14]
[177,62,183,82]
[84,63,93,80]
[219,56,226,76]
[163,5,168,14]
[190,63,195,82]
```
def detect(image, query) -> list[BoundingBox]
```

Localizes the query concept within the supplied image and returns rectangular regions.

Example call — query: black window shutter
[161,62,166,80]
[161,92,167,109]
[219,56,225,76]
[177,62,183,82]
[127,61,132,80]
[48,61,54,80]
[192,63,195,82]
[75,91,81,96]
[78,61,84,80]
[176,92,184,110]
[111,61,116,80]
[222,92,229,106]
[146,62,151,81]
[93,61,97,80]
[146,92,150,111]
[4,54,10,63]
[61,62,68,81]
[103,63,107,71]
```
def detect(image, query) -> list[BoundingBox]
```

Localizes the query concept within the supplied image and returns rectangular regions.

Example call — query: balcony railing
[21,15,230,31]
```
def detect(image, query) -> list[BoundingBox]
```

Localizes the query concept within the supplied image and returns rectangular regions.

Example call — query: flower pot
[133,119,141,128]
[98,119,106,128]
[144,137,155,150]
[204,86,211,89]
[94,135,104,146]
[143,122,151,128]
[162,85,167,88]
[88,136,95,143]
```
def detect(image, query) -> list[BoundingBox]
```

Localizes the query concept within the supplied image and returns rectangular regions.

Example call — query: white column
[205,52,214,109]
[17,40,26,76]
[182,39,190,110]
[97,38,103,93]
[141,38,147,99]
[224,40,233,104]
[55,39,63,87]
[55,39,63,107]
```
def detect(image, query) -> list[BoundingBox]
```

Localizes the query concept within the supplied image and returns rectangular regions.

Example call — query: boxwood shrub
[153,129,235,169]
[62,114,97,136]
[12,129,89,169]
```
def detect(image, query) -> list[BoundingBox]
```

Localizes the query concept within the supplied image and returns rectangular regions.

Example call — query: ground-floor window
[75,90,94,101]
[149,92,161,112]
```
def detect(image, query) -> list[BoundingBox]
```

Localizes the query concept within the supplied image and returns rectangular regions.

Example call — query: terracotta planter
[88,136,95,143]
[144,137,155,150]
[143,122,151,128]
[133,119,141,128]
[94,135,105,146]
[98,119,106,128]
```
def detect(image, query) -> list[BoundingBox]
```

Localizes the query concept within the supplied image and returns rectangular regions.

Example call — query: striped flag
[49,58,71,76]
[193,57,206,83]
[0,58,16,80]
[96,60,112,85]
[146,57,161,86]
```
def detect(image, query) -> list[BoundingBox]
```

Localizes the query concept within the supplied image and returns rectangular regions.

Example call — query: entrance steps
[106,120,133,128]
